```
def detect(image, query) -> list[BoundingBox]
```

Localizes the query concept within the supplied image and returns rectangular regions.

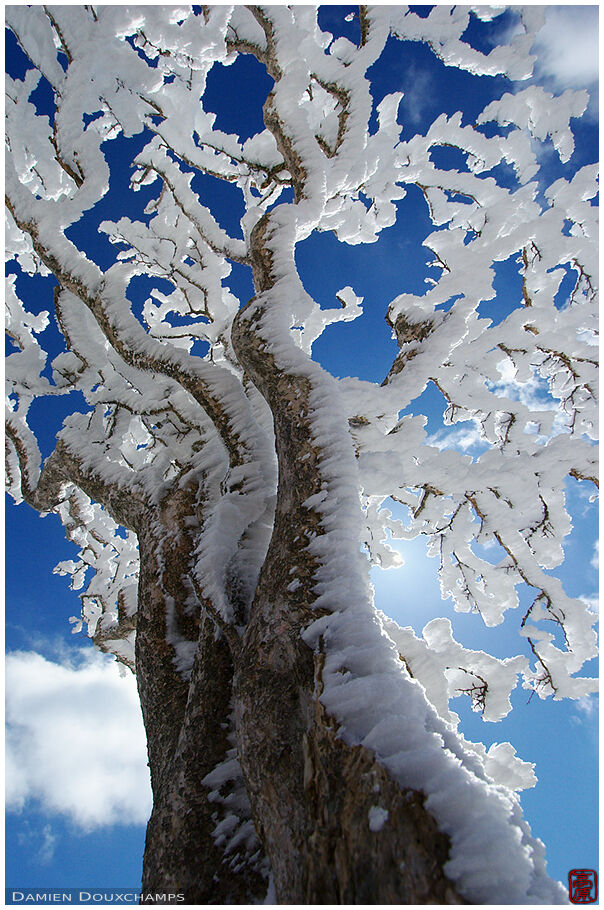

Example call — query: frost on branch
[56,487,139,671]
[5,5,597,904]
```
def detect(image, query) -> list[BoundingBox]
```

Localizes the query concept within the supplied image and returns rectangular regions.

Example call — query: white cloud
[6,648,152,830]
[17,821,58,866]
[400,64,434,126]
[38,825,57,864]
[427,422,486,453]
[579,592,599,616]
[576,694,598,719]
[572,693,599,728]
[533,7,599,91]
[591,540,599,570]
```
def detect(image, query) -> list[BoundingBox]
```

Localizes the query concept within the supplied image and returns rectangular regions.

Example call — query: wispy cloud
[572,693,599,728]
[577,694,598,718]
[17,821,58,866]
[427,421,486,454]
[38,825,57,865]
[591,540,599,571]
[400,63,434,127]
[532,7,598,92]
[6,648,151,830]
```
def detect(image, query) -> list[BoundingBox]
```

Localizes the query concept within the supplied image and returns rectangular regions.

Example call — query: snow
[477,86,589,164]
[368,805,389,832]
[5,5,596,904]
[201,716,268,880]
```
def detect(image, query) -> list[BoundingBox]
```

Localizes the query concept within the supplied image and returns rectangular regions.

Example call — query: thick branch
[39,439,146,530]
[6,194,256,471]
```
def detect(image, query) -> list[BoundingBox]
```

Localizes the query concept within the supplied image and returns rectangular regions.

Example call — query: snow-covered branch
[5,6,597,903]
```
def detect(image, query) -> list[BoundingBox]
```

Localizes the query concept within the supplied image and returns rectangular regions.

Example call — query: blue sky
[5,4,598,899]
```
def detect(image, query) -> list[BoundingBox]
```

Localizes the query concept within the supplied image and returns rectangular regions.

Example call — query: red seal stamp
[569,869,598,904]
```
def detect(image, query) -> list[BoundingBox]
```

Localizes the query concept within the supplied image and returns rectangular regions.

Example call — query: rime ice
[5,6,597,904]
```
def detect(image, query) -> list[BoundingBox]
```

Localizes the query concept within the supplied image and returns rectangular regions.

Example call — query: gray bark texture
[133,477,464,905]
[128,212,465,905]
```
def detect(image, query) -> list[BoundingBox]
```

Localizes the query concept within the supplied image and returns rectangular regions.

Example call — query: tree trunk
[135,215,464,904]
[229,292,464,903]
[132,372,464,903]
[234,561,462,904]
[135,494,266,904]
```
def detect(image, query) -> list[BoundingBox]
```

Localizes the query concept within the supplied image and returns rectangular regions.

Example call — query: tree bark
[131,316,464,902]
[229,290,464,903]
[135,492,266,904]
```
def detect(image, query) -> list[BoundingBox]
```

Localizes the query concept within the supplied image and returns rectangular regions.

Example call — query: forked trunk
[229,301,463,903]
[134,319,464,904]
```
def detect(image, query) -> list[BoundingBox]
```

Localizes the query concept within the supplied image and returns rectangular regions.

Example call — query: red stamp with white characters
[569,870,598,904]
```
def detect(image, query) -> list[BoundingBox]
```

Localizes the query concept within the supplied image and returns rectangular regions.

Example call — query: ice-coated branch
[389,6,544,80]
[132,144,250,266]
[5,189,262,472]
[34,438,146,530]
[6,414,43,506]
[5,6,68,92]
[55,485,139,672]
[4,7,597,902]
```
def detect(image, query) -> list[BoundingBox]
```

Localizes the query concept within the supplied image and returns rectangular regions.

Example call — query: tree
[5,4,598,904]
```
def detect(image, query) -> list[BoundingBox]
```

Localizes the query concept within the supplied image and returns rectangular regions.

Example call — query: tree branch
[6,191,260,471]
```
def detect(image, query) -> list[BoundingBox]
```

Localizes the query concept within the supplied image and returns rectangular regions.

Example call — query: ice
[368,805,389,832]
[5,6,595,903]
